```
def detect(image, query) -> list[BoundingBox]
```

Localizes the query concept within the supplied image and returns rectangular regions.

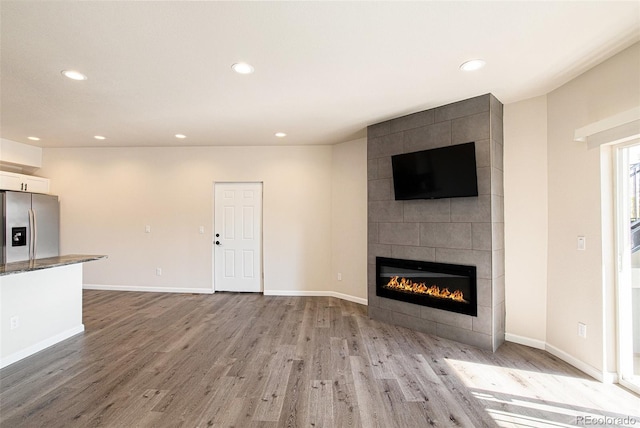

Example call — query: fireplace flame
[384,276,468,303]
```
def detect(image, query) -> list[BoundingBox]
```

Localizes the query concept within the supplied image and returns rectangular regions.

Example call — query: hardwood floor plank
[183,375,236,427]
[310,325,332,381]
[105,389,168,427]
[211,396,248,428]
[376,378,433,428]
[253,345,296,422]
[277,359,308,428]
[357,317,396,380]
[225,352,273,401]
[343,313,366,357]
[315,302,332,329]
[294,299,317,360]
[306,379,334,427]
[389,353,476,427]
[349,355,395,428]
[328,337,361,427]
[426,347,502,427]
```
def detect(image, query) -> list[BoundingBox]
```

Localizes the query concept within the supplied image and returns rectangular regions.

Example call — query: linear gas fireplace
[376,257,477,317]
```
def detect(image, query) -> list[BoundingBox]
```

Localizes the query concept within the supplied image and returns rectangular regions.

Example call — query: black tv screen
[391,142,478,200]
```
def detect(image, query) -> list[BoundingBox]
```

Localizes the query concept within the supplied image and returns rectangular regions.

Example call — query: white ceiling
[1,1,639,148]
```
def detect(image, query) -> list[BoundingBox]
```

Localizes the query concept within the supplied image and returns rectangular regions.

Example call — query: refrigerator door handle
[28,208,37,260]
[32,208,37,259]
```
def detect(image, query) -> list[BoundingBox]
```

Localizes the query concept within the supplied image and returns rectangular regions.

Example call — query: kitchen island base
[0,255,105,369]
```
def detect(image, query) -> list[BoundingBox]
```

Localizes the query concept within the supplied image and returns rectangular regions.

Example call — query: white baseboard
[602,371,619,384]
[545,343,613,383]
[84,284,366,305]
[83,284,214,294]
[264,290,368,305]
[0,325,84,369]
[505,333,546,350]
[506,334,618,383]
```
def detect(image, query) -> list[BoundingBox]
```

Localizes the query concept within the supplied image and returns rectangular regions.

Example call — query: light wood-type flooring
[1,290,639,427]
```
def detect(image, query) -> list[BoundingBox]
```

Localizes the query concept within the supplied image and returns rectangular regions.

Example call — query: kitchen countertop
[0,254,107,276]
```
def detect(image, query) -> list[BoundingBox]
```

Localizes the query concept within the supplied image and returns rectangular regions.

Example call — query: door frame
[614,140,640,395]
[212,181,264,293]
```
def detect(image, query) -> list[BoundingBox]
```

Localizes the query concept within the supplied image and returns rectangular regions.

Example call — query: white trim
[574,106,640,149]
[84,284,365,303]
[0,325,84,369]
[264,289,368,305]
[602,371,619,384]
[619,378,640,395]
[574,106,640,140]
[83,284,214,294]
[506,335,619,383]
[505,333,545,350]
[545,343,613,383]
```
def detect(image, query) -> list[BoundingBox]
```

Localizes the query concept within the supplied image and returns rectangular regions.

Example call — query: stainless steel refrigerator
[0,191,59,263]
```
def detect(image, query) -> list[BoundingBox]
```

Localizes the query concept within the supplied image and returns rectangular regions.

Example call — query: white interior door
[214,182,263,292]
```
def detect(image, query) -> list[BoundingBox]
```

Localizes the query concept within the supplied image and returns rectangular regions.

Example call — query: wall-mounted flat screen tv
[391,142,478,200]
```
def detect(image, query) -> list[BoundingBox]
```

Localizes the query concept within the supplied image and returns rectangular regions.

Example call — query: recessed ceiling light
[275,132,287,138]
[27,136,40,141]
[94,135,106,140]
[459,59,486,71]
[231,62,254,75]
[175,134,187,139]
[61,70,87,80]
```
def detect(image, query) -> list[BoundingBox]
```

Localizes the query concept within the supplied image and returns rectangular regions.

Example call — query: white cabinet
[0,171,50,193]
[23,175,50,193]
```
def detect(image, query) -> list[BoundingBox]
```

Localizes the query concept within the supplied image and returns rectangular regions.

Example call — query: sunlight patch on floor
[444,357,640,428]
[487,408,579,428]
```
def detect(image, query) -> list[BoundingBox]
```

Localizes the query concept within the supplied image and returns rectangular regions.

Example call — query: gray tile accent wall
[367,93,505,352]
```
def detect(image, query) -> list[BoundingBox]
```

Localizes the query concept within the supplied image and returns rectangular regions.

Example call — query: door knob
[215,241,221,246]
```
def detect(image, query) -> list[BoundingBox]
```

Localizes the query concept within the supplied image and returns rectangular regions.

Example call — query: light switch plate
[577,236,586,251]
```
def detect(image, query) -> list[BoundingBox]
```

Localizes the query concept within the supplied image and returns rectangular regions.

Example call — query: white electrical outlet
[10,316,19,330]
[578,322,587,338]
[156,268,162,276]
[199,226,205,234]
[145,225,151,233]
[337,273,342,281]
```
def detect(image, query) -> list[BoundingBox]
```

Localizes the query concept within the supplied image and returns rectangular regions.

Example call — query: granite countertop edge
[0,254,107,277]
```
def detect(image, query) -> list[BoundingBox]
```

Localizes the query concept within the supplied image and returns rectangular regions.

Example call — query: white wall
[546,42,639,376]
[40,143,368,301]
[331,138,367,302]
[504,43,639,378]
[504,95,548,345]
[40,146,330,293]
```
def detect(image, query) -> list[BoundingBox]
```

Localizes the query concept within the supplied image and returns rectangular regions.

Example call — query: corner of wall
[330,138,368,302]
[503,94,549,345]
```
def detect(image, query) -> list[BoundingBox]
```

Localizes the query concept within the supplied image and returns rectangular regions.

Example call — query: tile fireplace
[367,93,504,351]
